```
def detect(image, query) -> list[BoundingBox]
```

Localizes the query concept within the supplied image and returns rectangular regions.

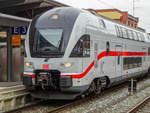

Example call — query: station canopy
[0,0,68,19]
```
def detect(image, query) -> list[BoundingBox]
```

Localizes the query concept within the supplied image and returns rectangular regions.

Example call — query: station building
[89,9,139,29]
[0,0,68,82]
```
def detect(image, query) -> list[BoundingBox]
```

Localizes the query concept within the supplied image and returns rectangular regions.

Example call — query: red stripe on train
[61,51,148,79]
[24,74,35,79]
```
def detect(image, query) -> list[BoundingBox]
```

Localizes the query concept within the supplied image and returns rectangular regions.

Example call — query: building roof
[0,0,68,19]
[0,13,31,27]
[92,9,138,21]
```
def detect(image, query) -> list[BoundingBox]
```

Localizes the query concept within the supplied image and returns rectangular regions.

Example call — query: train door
[94,42,98,72]
[102,41,116,76]
[115,45,122,77]
[142,48,147,71]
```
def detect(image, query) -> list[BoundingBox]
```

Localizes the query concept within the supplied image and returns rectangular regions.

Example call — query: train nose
[23,70,73,91]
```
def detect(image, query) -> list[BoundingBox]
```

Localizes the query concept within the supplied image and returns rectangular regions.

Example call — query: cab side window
[70,35,90,57]
[148,47,150,55]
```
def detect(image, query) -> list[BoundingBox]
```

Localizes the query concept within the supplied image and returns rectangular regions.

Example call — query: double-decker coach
[23,7,150,100]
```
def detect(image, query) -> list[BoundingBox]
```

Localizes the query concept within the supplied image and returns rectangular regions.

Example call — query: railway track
[47,84,127,113]
[5,82,127,113]
[47,76,150,113]
[127,96,150,113]
[4,76,150,113]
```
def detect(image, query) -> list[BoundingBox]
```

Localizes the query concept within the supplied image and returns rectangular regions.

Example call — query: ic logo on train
[11,26,27,35]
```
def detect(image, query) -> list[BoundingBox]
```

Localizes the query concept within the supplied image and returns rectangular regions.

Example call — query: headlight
[64,62,72,68]
[25,62,33,68]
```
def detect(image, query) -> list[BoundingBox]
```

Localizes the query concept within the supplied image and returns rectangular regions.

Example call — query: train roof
[0,13,31,26]
[32,7,150,43]
[82,8,150,43]
[35,7,81,28]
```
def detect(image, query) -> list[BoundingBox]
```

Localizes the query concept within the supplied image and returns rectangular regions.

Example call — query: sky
[55,0,150,33]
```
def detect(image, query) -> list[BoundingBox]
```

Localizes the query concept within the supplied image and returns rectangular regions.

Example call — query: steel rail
[127,96,150,113]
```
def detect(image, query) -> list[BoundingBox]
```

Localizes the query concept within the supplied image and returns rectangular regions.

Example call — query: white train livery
[23,7,150,100]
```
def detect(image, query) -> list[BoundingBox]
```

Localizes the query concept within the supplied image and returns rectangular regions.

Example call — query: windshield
[29,8,80,58]
[36,29,63,54]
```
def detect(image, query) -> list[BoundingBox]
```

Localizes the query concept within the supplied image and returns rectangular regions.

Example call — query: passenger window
[122,27,128,38]
[140,33,145,41]
[99,19,106,29]
[127,30,133,39]
[70,35,90,57]
[135,32,139,40]
[117,26,123,38]
[123,57,142,70]
[137,33,142,41]
[115,25,119,37]
[133,32,138,40]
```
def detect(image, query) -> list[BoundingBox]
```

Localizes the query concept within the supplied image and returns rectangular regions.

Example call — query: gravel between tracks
[59,76,150,113]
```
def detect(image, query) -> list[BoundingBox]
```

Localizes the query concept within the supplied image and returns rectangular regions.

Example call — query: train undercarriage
[23,69,109,100]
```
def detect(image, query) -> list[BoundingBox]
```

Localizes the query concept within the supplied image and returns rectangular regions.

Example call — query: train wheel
[95,79,102,94]
[84,80,101,96]
[87,81,96,95]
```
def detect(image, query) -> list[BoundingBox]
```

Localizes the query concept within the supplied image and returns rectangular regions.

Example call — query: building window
[134,23,137,28]
[128,21,130,26]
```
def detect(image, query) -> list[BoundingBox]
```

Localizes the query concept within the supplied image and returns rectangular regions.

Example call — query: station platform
[0,82,34,112]
[0,82,22,91]
[0,82,23,95]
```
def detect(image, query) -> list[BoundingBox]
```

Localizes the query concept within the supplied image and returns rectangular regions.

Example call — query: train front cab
[23,34,93,100]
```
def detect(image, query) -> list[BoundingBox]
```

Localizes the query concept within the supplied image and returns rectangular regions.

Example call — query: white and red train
[23,7,150,100]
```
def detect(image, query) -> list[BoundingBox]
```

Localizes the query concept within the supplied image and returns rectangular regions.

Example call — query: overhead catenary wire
[97,0,116,9]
